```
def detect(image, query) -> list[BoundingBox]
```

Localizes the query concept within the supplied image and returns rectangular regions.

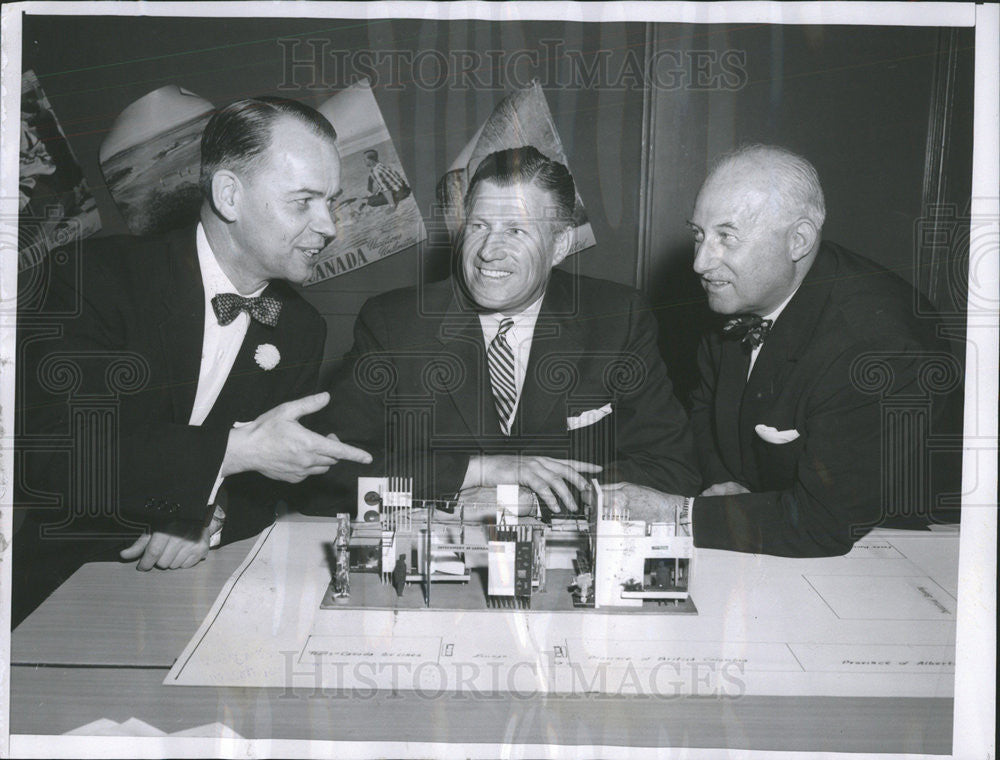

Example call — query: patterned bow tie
[722,313,773,349]
[211,293,282,327]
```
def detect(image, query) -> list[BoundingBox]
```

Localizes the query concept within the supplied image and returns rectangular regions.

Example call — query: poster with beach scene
[99,85,214,236]
[18,70,101,271]
[310,79,426,284]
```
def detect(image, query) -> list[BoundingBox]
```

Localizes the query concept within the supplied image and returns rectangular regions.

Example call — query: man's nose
[312,204,337,241]
[692,239,718,275]
[477,230,506,261]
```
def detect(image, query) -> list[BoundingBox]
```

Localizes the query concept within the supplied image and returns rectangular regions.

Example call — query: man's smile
[478,266,513,280]
[701,276,731,290]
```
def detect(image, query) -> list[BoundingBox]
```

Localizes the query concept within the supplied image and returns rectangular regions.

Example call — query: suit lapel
[158,227,205,423]
[739,249,839,474]
[714,337,750,475]
[515,274,583,436]
[436,287,498,439]
[205,316,273,426]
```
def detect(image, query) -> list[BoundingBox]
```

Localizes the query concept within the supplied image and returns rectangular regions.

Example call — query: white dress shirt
[191,224,264,534]
[478,295,544,429]
[190,224,265,426]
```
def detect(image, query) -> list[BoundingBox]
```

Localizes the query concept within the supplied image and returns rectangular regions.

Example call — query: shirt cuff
[679,496,694,536]
[207,469,225,549]
[208,504,226,548]
[207,466,225,504]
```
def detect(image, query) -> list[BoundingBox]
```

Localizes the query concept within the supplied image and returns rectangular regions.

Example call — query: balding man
[605,144,958,557]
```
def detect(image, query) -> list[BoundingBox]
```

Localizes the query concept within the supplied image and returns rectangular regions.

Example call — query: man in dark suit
[324,146,700,515]
[14,97,370,625]
[604,144,960,557]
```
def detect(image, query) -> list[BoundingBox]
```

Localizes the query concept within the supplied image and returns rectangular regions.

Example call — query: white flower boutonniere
[254,343,280,370]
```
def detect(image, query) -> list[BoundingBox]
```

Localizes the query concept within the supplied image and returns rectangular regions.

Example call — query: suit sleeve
[19,246,229,529]
[603,293,701,496]
[688,335,739,487]
[691,341,929,557]
[284,312,327,400]
[320,299,473,510]
[221,308,328,536]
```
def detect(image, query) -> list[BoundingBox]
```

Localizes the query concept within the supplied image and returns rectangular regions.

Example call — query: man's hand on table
[601,482,687,531]
[462,455,602,514]
[221,392,372,482]
[700,481,750,497]
[448,486,538,522]
[119,508,224,570]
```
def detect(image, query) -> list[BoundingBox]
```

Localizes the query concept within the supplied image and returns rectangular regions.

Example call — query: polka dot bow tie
[211,293,282,328]
[721,313,773,349]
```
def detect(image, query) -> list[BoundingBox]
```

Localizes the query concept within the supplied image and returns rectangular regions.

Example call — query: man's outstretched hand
[221,392,372,483]
[462,455,602,514]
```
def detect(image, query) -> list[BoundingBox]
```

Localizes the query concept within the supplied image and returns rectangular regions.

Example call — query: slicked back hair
[199,96,338,200]
[467,146,576,222]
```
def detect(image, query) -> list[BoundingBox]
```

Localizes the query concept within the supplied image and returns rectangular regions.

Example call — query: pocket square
[754,424,800,444]
[567,403,613,431]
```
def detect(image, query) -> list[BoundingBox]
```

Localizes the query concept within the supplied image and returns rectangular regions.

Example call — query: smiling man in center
[323,146,699,515]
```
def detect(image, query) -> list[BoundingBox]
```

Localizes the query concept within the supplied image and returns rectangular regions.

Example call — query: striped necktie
[487,317,517,435]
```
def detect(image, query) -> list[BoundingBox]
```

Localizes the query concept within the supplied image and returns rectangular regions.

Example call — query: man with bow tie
[606,144,959,557]
[14,97,370,624]
[323,146,700,516]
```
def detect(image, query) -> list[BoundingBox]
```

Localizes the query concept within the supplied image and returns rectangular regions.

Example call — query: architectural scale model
[325,476,694,611]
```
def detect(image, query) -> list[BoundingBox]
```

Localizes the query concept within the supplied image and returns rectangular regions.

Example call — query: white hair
[709,144,826,231]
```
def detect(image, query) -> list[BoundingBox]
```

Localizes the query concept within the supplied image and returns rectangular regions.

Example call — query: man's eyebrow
[468,211,534,221]
[285,188,325,197]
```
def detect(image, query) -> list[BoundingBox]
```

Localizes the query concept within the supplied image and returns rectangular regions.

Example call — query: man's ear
[788,218,818,262]
[211,170,241,223]
[550,224,575,266]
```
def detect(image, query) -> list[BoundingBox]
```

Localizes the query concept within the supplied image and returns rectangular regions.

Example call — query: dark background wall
[20,15,973,400]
